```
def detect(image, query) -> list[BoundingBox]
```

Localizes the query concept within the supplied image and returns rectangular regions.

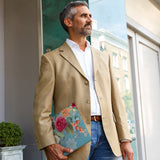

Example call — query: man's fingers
[125,146,134,160]
[122,151,126,160]
[57,147,73,160]
[120,142,133,160]
[62,146,73,153]
[44,144,72,160]
[58,153,68,160]
[127,151,134,160]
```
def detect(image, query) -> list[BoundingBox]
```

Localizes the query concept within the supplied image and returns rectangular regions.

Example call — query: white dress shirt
[66,39,101,116]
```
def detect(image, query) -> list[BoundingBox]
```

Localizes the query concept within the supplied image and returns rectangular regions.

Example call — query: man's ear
[64,18,73,28]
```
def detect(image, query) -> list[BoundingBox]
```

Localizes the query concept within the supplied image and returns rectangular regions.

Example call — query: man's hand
[44,144,73,160]
[120,141,133,160]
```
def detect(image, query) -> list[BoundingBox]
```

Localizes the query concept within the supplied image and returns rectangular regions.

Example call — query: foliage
[0,122,23,147]
[122,91,132,107]
[122,91,134,120]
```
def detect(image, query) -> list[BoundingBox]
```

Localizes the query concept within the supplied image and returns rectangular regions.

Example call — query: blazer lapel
[59,42,87,79]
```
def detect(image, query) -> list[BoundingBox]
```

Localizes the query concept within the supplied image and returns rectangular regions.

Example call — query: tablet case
[51,103,91,155]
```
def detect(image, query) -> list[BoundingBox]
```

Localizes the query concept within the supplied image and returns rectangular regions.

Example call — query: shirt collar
[66,38,90,51]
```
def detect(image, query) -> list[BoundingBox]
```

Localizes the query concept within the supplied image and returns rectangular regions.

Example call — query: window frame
[127,17,160,160]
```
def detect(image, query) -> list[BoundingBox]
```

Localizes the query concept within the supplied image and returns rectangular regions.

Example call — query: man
[33,1,133,160]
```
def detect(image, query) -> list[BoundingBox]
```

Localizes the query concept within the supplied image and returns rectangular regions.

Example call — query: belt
[91,115,102,122]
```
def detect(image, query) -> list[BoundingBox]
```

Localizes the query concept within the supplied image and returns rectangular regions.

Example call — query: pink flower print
[75,126,79,130]
[54,116,67,132]
[75,120,80,125]
[72,123,76,127]
[72,103,77,109]
[61,108,70,118]
[79,127,84,133]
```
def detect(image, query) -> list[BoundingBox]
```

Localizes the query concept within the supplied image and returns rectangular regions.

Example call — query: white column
[4,0,41,159]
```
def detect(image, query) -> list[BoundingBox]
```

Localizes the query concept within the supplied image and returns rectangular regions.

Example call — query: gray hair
[59,1,88,33]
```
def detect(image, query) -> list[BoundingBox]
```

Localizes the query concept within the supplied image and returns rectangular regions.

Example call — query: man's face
[70,6,92,37]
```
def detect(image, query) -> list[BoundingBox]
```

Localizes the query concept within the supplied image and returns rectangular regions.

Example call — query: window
[124,75,130,91]
[89,1,138,159]
[116,77,121,90]
[112,52,119,68]
[128,28,160,160]
[123,57,128,71]
[100,42,106,51]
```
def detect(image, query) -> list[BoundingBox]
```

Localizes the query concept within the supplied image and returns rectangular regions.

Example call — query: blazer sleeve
[108,54,132,142]
[33,55,56,150]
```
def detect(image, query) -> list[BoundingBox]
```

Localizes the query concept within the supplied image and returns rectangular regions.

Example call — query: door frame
[127,17,160,160]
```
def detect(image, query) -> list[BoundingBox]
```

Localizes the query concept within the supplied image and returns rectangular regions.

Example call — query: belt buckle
[93,116,97,122]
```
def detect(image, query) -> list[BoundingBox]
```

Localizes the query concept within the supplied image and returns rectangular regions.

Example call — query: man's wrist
[120,139,131,143]
[44,144,55,151]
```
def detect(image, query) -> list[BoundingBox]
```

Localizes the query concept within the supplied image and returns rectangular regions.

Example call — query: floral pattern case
[51,103,91,155]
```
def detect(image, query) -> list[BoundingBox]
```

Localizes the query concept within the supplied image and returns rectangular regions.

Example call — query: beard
[80,23,92,36]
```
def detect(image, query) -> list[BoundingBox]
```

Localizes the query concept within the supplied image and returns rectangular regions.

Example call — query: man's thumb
[62,147,73,153]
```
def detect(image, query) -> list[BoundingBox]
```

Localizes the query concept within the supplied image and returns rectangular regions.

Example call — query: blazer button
[85,81,88,85]
[87,100,90,104]
[87,118,90,124]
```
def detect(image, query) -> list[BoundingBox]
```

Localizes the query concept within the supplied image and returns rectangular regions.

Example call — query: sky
[89,0,128,41]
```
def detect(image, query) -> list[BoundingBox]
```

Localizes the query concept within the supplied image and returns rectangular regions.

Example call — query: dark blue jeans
[87,121,122,160]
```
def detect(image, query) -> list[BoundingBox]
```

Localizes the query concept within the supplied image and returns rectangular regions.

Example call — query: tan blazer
[33,42,131,160]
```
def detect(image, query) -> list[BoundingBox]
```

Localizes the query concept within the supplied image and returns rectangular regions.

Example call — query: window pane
[89,0,138,159]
